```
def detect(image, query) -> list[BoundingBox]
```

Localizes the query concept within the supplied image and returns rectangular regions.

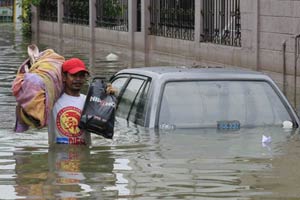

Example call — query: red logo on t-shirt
[56,106,83,137]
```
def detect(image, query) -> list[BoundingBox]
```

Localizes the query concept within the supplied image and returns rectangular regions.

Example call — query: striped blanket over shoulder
[12,46,65,132]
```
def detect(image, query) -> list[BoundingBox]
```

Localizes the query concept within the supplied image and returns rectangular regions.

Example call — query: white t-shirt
[48,93,91,145]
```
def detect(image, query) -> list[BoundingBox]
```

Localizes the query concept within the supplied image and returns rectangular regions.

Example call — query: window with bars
[95,0,128,32]
[39,0,57,22]
[149,0,195,41]
[201,0,241,47]
[63,0,89,25]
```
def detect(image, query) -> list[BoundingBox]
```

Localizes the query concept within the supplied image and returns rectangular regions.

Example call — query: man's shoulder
[58,93,86,99]
[55,93,86,105]
[79,94,86,101]
[80,93,86,98]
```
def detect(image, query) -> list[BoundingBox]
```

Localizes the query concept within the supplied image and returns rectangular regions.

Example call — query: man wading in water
[48,58,114,145]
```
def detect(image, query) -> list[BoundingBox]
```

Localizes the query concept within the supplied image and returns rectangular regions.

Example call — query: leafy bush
[17,0,41,37]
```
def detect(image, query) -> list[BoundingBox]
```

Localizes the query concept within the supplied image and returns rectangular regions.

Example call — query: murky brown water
[2,23,300,199]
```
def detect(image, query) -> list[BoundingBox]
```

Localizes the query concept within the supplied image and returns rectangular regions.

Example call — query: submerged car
[110,66,300,130]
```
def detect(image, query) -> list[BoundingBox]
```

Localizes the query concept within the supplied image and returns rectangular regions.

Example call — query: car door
[111,75,151,126]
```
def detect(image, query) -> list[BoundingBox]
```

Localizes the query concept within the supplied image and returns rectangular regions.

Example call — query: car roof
[114,66,273,82]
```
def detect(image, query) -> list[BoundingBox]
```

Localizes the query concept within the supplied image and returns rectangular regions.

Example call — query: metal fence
[40,0,57,21]
[36,0,242,47]
[63,0,89,25]
[149,0,195,41]
[95,0,128,31]
[137,0,141,31]
[0,0,13,23]
[201,0,241,47]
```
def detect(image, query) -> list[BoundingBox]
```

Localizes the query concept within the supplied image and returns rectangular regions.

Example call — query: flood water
[2,23,300,199]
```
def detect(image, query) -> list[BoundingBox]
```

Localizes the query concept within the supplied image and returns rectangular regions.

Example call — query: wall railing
[201,0,241,47]
[149,0,195,41]
[37,0,241,46]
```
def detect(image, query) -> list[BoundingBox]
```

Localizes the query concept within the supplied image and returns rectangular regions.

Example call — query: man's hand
[106,83,117,95]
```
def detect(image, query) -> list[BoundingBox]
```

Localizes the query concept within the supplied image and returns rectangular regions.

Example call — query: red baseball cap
[62,58,89,74]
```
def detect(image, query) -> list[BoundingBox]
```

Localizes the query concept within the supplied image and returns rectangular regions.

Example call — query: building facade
[0,0,14,22]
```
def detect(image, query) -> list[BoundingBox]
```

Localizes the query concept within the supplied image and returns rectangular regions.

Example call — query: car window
[128,80,150,125]
[116,78,150,126]
[159,81,293,128]
[111,77,128,97]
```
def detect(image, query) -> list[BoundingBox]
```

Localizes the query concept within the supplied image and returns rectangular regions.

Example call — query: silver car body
[110,66,300,128]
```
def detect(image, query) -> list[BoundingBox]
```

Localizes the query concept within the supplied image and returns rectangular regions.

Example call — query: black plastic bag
[79,78,117,139]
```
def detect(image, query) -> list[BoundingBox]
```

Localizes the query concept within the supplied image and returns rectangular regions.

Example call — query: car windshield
[159,81,293,128]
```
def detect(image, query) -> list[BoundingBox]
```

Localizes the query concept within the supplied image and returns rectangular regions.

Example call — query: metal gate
[0,0,14,23]
[202,0,241,47]
[149,0,195,41]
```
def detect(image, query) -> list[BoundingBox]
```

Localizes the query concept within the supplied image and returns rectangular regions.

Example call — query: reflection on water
[0,24,28,130]
[1,23,300,199]
[1,126,299,199]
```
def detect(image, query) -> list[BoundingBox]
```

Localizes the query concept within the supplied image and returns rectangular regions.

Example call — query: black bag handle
[82,77,107,114]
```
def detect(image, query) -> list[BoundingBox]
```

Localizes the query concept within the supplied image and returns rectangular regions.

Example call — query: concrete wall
[259,0,300,75]
[32,0,300,74]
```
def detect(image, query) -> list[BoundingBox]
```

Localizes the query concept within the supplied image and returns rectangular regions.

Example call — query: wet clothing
[12,49,65,132]
[48,93,91,145]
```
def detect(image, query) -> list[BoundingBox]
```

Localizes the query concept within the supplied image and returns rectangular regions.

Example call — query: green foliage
[103,0,123,18]
[17,0,41,37]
